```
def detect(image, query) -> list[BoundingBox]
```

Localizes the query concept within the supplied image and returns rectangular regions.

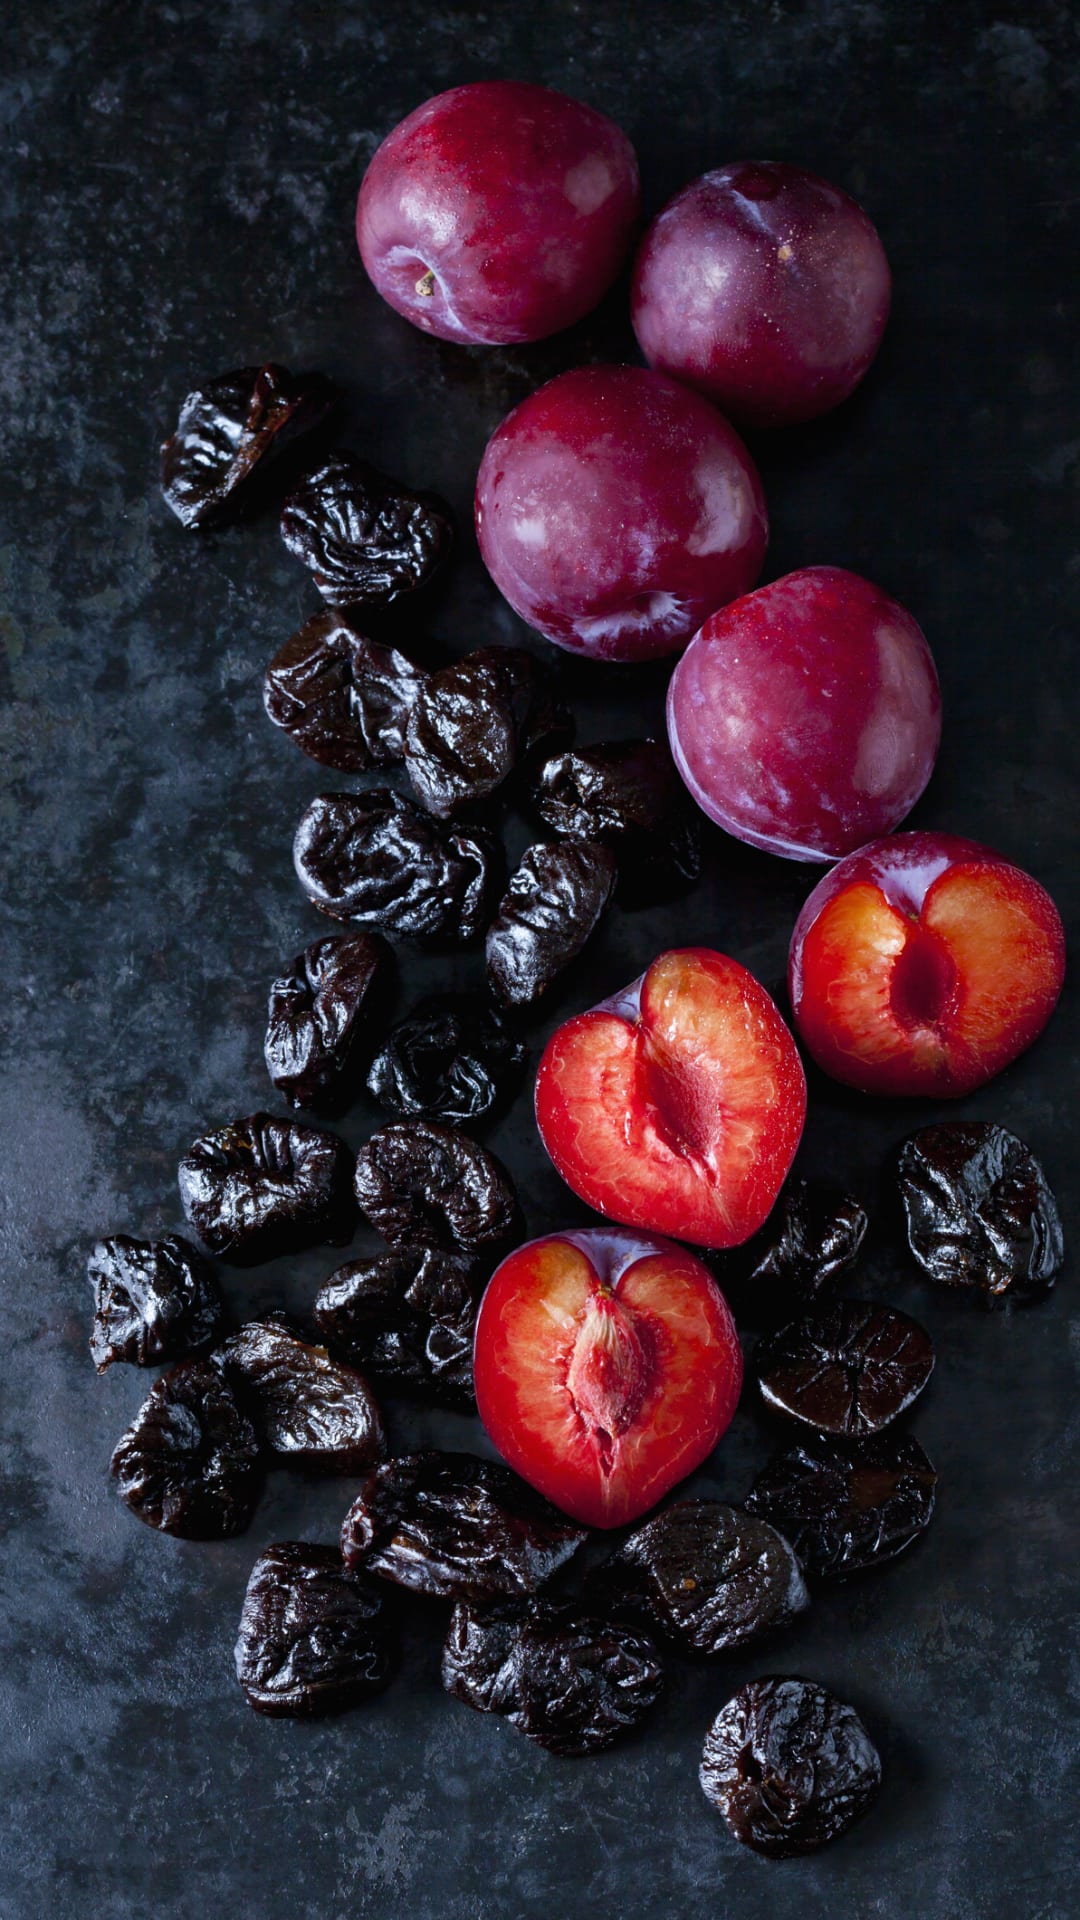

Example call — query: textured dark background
[2,1,1078,1914]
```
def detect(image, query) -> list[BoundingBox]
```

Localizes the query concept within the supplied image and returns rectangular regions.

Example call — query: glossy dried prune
[314,1248,480,1409]
[714,1179,869,1329]
[88,1233,222,1372]
[235,1541,397,1718]
[755,1299,934,1436]
[294,789,498,943]
[340,1452,586,1599]
[588,1501,808,1655]
[354,1121,518,1252]
[898,1121,1064,1307]
[178,1113,354,1264]
[745,1431,938,1581]
[533,738,700,903]
[263,610,427,771]
[161,363,337,529]
[366,993,526,1123]
[700,1677,881,1856]
[486,839,617,1008]
[280,453,452,607]
[404,646,571,818]
[222,1315,385,1472]
[443,1597,664,1756]
[265,931,388,1111]
[110,1357,260,1538]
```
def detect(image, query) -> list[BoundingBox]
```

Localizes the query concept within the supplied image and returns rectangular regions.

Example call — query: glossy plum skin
[631,162,891,428]
[789,832,1066,1097]
[356,82,640,346]
[475,366,768,662]
[668,567,941,861]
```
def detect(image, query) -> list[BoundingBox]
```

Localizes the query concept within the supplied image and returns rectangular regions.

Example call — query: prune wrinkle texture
[263,612,427,771]
[588,1501,809,1654]
[340,1452,586,1599]
[366,993,526,1122]
[533,739,700,903]
[755,1299,934,1436]
[700,1677,882,1855]
[486,839,617,1007]
[178,1113,354,1264]
[745,1431,938,1580]
[265,931,388,1112]
[898,1121,1064,1306]
[160,363,337,529]
[353,1121,518,1252]
[404,646,571,818]
[442,1597,665,1755]
[280,453,452,607]
[235,1542,397,1718]
[110,1357,261,1539]
[88,1233,222,1372]
[712,1179,869,1329]
[293,789,498,943]
[221,1316,385,1472]
[314,1248,480,1410]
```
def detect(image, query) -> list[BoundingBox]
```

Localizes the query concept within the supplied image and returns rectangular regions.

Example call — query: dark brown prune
[755,1299,934,1436]
[221,1315,385,1473]
[898,1121,1064,1307]
[365,993,526,1123]
[265,931,388,1112]
[280,453,452,607]
[263,610,427,771]
[354,1121,518,1253]
[713,1179,869,1330]
[340,1452,586,1599]
[486,839,617,1008]
[587,1502,808,1655]
[235,1541,397,1718]
[700,1676,881,1856]
[442,1597,664,1756]
[88,1233,222,1372]
[110,1356,260,1538]
[745,1431,938,1581]
[293,789,498,943]
[404,647,571,819]
[161,363,337,529]
[314,1248,480,1410]
[178,1113,354,1264]
[533,738,700,904]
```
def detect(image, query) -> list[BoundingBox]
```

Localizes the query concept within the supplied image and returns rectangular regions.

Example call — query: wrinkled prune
[354,1121,518,1253]
[588,1501,808,1655]
[340,1452,585,1599]
[161,363,337,529]
[898,1121,1064,1307]
[404,647,571,818]
[700,1676,881,1856]
[294,789,498,943]
[265,931,388,1112]
[314,1248,480,1410]
[88,1233,222,1372]
[280,453,452,606]
[366,993,526,1123]
[221,1315,385,1472]
[486,839,617,1008]
[755,1299,934,1436]
[263,610,427,771]
[178,1113,354,1264]
[533,738,700,903]
[110,1356,260,1538]
[745,1431,938,1581]
[713,1179,869,1329]
[235,1541,397,1718]
[443,1597,664,1755]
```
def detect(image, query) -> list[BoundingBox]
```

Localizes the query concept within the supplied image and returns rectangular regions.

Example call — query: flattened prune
[588,1501,808,1655]
[340,1452,585,1599]
[713,1179,869,1329]
[898,1121,1064,1307]
[354,1121,518,1253]
[533,738,700,903]
[265,931,388,1111]
[222,1315,385,1472]
[110,1356,260,1538]
[161,363,337,529]
[236,1542,397,1718]
[366,993,526,1123]
[294,789,498,943]
[88,1233,222,1372]
[443,1597,664,1755]
[280,453,452,607]
[700,1676,882,1856]
[486,839,617,1008]
[755,1299,934,1436]
[263,610,427,771]
[314,1248,480,1409]
[745,1431,938,1581]
[178,1113,354,1264]
[404,647,571,818]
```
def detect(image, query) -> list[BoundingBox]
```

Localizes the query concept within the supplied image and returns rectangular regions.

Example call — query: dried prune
[353,1121,518,1253]
[366,993,526,1123]
[755,1299,934,1436]
[265,931,388,1112]
[263,610,427,771]
[280,453,452,607]
[178,1113,354,1264]
[161,363,337,529]
[486,839,617,1008]
[745,1431,938,1581]
[88,1233,222,1372]
[235,1541,397,1718]
[110,1356,260,1538]
[314,1248,480,1409]
[293,789,498,943]
[713,1179,869,1329]
[533,738,700,904]
[700,1676,881,1856]
[404,647,571,818]
[898,1121,1064,1307]
[222,1315,385,1472]
[442,1597,664,1755]
[588,1501,808,1655]
[340,1452,585,1599]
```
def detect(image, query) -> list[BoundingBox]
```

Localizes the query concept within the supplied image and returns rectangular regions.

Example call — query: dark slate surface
[1,2,1077,1914]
